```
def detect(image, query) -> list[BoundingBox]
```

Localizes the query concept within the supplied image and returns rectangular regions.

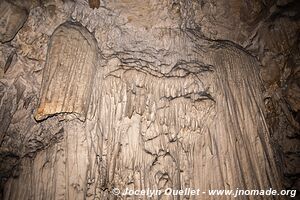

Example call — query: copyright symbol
[112,188,120,195]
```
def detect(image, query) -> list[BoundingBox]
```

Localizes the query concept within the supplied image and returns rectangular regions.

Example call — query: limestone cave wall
[0,0,299,199]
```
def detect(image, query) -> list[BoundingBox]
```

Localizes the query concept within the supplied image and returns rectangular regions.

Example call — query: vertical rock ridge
[34,22,98,122]
[1,1,296,199]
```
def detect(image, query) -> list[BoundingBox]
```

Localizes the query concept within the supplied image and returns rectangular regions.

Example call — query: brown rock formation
[35,22,97,121]
[0,0,299,199]
[0,0,28,43]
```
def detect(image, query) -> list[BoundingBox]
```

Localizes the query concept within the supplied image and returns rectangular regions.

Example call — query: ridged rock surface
[35,22,97,121]
[0,0,299,199]
[0,0,28,43]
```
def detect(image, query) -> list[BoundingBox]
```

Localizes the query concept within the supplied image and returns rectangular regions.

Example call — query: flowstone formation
[0,0,299,200]
[35,22,98,121]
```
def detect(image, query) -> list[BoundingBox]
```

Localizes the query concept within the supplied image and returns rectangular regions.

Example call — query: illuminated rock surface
[0,0,299,199]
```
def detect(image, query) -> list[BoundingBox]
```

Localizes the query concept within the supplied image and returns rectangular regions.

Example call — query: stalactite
[34,22,98,122]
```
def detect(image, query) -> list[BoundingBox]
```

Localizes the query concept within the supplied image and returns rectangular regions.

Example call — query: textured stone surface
[0,0,299,199]
[0,0,28,43]
[88,0,100,9]
[4,42,282,200]
[35,22,98,121]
